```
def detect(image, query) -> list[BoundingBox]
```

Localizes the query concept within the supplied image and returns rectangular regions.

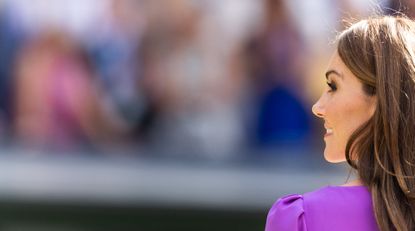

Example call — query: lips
[326,128,333,134]
[324,125,333,138]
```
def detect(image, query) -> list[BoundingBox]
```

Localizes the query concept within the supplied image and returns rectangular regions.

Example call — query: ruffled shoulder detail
[265,194,307,231]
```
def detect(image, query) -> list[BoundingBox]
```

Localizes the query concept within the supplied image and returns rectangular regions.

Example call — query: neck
[341,179,363,187]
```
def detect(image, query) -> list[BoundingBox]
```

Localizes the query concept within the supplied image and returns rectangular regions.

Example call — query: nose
[312,99,324,118]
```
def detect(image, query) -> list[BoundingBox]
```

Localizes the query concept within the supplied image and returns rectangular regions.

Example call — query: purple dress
[265,186,379,231]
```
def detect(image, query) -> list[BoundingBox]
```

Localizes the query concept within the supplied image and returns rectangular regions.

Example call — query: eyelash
[326,81,337,92]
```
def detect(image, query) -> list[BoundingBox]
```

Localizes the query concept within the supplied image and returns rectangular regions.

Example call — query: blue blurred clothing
[256,86,310,146]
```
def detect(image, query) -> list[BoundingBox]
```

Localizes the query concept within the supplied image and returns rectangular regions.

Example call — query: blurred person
[0,6,25,141]
[86,0,147,131]
[242,0,311,147]
[12,30,125,151]
[135,0,245,159]
[266,16,415,231]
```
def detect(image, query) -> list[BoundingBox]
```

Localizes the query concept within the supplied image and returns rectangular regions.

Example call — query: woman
[265,16,415,231]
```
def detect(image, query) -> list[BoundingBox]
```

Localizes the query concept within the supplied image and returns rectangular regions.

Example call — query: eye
[326,81,337,92]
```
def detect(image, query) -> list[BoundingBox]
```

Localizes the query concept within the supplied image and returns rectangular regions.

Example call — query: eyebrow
[325,70,343,80]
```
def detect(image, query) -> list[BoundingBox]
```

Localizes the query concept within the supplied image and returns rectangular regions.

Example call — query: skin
[312,52,376,163]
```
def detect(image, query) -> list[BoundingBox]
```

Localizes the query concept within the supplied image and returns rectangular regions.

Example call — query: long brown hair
[338,16,415,231]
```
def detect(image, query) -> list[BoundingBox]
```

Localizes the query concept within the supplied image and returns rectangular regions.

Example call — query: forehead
[326,52,353,81]
[327,52,346,73]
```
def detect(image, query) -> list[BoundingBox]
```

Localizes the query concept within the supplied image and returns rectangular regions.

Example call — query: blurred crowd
[0,0,408,158]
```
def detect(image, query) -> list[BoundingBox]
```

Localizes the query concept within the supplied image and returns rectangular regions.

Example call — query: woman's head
[314,16,415,231]
[312,51,376,163]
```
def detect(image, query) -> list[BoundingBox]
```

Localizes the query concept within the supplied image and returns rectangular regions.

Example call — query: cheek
[324,99,373,162]
[324,102,367,162]
[342,100,373,134]
[333,96,370,131]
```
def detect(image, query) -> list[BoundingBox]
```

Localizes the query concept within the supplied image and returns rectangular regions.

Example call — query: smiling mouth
[325,128,333,138]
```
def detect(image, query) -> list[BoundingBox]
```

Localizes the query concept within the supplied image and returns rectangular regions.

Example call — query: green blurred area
[0,201,265,231]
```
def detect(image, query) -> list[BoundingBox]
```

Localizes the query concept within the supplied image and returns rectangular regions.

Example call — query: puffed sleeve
[265,194,307,231]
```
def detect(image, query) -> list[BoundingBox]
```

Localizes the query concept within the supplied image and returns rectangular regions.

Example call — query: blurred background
[0,0,409,230]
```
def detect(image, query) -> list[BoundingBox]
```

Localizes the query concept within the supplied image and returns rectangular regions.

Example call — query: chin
[324,151,346,163]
